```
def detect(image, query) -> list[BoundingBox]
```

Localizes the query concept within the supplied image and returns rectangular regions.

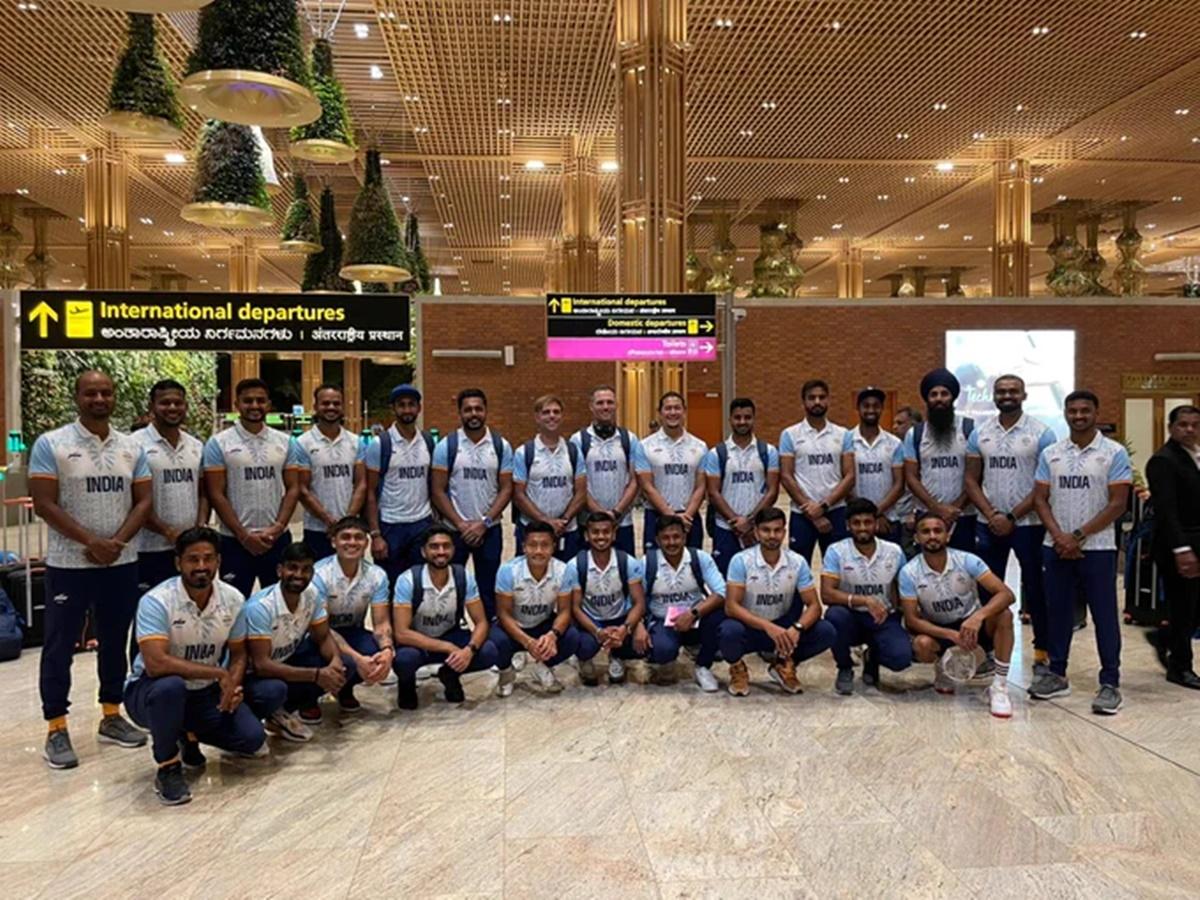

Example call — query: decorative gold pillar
[616,0,687,432]
[301,352,323,409]
[560,135,600,291]
[343,356,363,433]
[992,158,1032,297]
[228,238,259,382]
[836,240,864,298]
[83,149,131,290]
[23,208,62,289]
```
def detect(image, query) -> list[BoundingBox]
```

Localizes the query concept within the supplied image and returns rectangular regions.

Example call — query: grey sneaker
[44,729,79,770]
[1092,685,1123,715]
[835,667,855,696]
[975,654,996,678]
[1032,660,1050,680]
[98,714,148,748]
[1028,672,1071,700]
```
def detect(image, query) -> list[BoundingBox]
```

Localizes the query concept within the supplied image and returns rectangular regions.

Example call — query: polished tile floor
[1,608,1198,900]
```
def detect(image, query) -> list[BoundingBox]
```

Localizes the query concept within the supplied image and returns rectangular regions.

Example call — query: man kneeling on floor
[493,521,581,696]
[244,542,348,742]
[898,511,1016,718]
[392,524,498,709]
[124,527,267,806]
[718,508,836,696]
[643,514,727,691]
[307,516,394,722]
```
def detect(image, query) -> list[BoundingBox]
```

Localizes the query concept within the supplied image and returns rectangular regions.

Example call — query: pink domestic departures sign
[545,292,718,362]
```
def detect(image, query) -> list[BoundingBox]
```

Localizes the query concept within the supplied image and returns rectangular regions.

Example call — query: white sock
[993,659,1010,691]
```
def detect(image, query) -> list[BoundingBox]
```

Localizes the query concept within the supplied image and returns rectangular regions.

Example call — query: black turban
[919,367,960,401]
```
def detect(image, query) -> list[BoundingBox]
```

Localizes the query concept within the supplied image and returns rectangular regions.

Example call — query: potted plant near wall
[181,120,274,229]
[289,38,357,164]
[280,174,321,254]
[302,186,352,293]
[341,149,411,283]
[101,13,185,142]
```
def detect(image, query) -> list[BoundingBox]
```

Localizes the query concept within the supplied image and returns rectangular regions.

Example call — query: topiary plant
[303,186,353,292]
[289,38,355,156]
[190,120,269,208]
[341,149,410,281]
[280,174,320,251]
[104,13,184,138]
[187,0,311,88]
[404,212,432,293]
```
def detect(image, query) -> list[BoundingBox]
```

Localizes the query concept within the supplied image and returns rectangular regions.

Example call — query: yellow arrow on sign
[28,300,58,338]
[548,297,561,312]
[702,320,715,333]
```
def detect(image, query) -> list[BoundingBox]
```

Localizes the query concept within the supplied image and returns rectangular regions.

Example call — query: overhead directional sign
[19,290,410,353]
[545,292,718,362]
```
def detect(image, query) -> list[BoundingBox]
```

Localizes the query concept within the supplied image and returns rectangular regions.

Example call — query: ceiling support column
[992,158,1032,297]
[84,149,130,290]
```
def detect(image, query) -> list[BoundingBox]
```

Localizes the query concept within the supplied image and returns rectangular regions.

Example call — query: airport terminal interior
[1,1,1200,898]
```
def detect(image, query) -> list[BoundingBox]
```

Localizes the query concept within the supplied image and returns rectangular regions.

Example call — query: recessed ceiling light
[932,102,948,111]
[837,176,850,183]
[413,126,429,134]
[17,3,40,11]
[370,64,384,80]
[876,194,890,201]
[938,223,950,230]
[401,195,410,202]
[831,223,844,230]
[403,94,420,102]
[815,193,828,200]
[1172,195,1183,202]
[690,193,702,201]
[524,159,545,170]
[500,193,511,199]
[600,160,619,172]
[904,176,917,183]
[829,20,842,31]
[703,175,717,183]
[895,132,909,140]
[501,222,511,228]
[497,97,512,105]
[972,131,986,140]
[738,128,754,138]
[1032,175,1045,184]
[139,217,153,225]
[713,17,734,28]
[812,236,825,242]
[1031,25,1050,36]
[15,187,28,195]
[1015,104,1026,112]
[53,168,67,175]
[443,222,454,228]
[915,234,925,241]
[918,255,927,261]
[491,12,513,23]
[872,254,882,261]
[761,100,777,110]
[1129,30,1148,39]
[1146,223,1157,229]
[354,23,369,39]
[162,230,174,237]
[1057,193,1068,201]
[935,161,955,172]
[165,152,186,164]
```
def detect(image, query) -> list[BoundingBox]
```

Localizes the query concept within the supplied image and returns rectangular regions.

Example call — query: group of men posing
[28,364,1134,806]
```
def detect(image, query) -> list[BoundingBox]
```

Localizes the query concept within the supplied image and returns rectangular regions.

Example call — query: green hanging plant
[181,120,273,229]
[404,212,432,293]
[280,174,321,253]
[303,186,353,292]
[102,13,184,142]
[289,38,356,163]
[341,149,410,283]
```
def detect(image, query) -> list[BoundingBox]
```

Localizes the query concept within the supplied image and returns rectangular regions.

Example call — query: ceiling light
[501,222,511,228]
[413,126,429,134]
[703,175,717,184]
[935,161,955,172]
[815,193,828,200]
[829,20,842,31]
[500,193,511,199]
[453,255,463,261]
[53,168,67,175]
[837,176,850,183]
[443,222,454,228]
[904,176,917,183]
[918,255,927,261]
[1172,195,1183,202]
[1146,223,1157,229]
[600,160,619,172]
[403,94,420,102]
[15,188,28,195]
[972,131,986,140]
[915,234,925,241]
[370,64,384,80]
[812,236,825,242]
[524,159,545,170]
[1033,175,1045,183]
[497,97,511,105]
[690,193,702,201]
[738,128,754,138]
[895,132,909,140]
[139,217,153,225]
[1129,30,1148,39]
[401,195,410,202]
[938,223,950,230]
[1015,104,1026,112]
[872,254,882,261]
[963,234,974,241]
[1057,193,1068,201]
[932,102,948,111]
[492,13,513,23]
[713,17,734,28]
[1120,134,1129,142]
[876,194,889,201]
[761,100,777,110]
[165,152,186,164]
[354,23,369,39]
[1193,137,1200,144]
[1030,25,1050,36]
[162,230,174,237]
[831,223,843,230]
[17,3,40,11]
[380,158,391,165]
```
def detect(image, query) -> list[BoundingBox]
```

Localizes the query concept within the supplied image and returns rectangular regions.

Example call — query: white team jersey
[635,429,709,511]
[393,564,480,637]
[821,537,904,613]
[296,426,363,532]
[898,549,990,625]
[29,420,150,569]
[967,414,1055,527]
[432,429,514,525]
[780,419,848,512]
[845,427,904,520]
[134,424,204,553]
[310,555,390,629]
[570,426,641,528]
[203,423,301,535]
[561,551,646,622]
[1035,434,1133,552]
[129,577,246,689]
[513,437,584,530]
[245,582,328,662]
[496,556,568,628]
[364,426,433,524]
[902,416,975,514]
[726,545,815,623]
[644,548,726,620]
[701,437,781,531]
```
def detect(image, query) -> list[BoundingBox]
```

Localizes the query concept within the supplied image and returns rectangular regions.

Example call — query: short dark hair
[896,405,923,423]
[729,397,756,415]
[658,391,686,411]
[1169,405,1200,425]
[421,523,457,545]
[654,514,687,535]
[590,384,617,400]
[149,379,186,404]
[585,510,616,530]
[175,526,220,557]
[754,507,786,527]
[522,521,556,540]
[281,542,318,564]
[915,510,948,529]
[314,383,343,401]
[994,373,1025,389]
[329,515,369,537]
[801,379,829,399]
[845,498,879,519]
[457,388,487,409]
[235,378,270,398]
[1064,390,1100,409]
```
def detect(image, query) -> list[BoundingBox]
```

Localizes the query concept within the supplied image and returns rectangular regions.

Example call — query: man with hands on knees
[243,542,347,743]
[899,512,1016,718]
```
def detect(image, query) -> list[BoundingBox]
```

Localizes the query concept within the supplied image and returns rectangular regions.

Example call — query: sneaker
[1032,660,1050,680]
[154,762,192,806]
[728,660,751,697]
[608,656,626,684]
[496,667,516,698]
[651,662,677,686]
[266,710,314,743]
[975,653,996,678]
[438,665,465,703]
[1092,685,1123,715]
[397,678,419,710]
[531,662,563,693]
[579,659,599,687]
[298,705,322,725]
[835,667,855,696]
[223,741,269,760]
[693,665,720,693]
[43,729,78,770]
[98,714,149,748]
[988,685,1013,719]
[337,690,362,714]
[1029,672,1071,700]
[862,648,879,687]
[933,659,956,694]
[380,670,398,687]
[511,652,527,672]
[768,657,803,694]
[180,737,207,770]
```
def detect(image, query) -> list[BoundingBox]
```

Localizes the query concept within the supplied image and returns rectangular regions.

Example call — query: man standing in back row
[845,387,905,544]
[295,384,366,560]
[572,385,643,555]
[904,368,976,552]
[635,392,709,551]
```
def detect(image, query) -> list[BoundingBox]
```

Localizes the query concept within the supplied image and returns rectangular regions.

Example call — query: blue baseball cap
[389,384,422,403]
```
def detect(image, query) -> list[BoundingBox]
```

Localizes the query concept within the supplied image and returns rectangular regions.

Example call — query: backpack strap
[411,565,424,613]
[491,431,505,470]
[566,439,578,471]
[716,442,730,484]
[375,429,393,500]
[575,550,588,598]
[645,548,659,596]
[422,430,436,495]
[451,564,467,623]
[756,439,770,481]
[688,549,704,592]
[618,427,631,462]
[446,431,460,477]
[523,439,536,474]
[962,417,975,439]
[579,429,592,459]
[912,422,924,477]
[616,549,629,594]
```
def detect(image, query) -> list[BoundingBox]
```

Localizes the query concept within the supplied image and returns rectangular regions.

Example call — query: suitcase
[1123,496,1167,627]
[1,562,46,648]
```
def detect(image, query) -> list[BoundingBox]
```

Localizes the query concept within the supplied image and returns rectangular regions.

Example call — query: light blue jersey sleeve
[495,560,516,595]
[698,551,726,597]
[727,552,748,586]
[767,445,781,471]
[310,592,328,626]
[285,437,304,470]
[625,555,645,584]
[355,440,367,464]
[822,541,843,574]
[965,428,981,456]
[1034,447,1052,484]
[431,438,449,471]
[464,570,481,603]
[632,439,651,474]
[292,439,313,472]
[28,435,58,478]
[963,552,990,580]
[700,448,720,477]
[794,557,815,591]
[370,568,390,608]
[891,442,905,466]
[897,562,917,600]
[393,570,415,606]
[309,567,330,604]
[560,561,579,593]
[842,431,854,453]
[1109,447,1134,484]
[363,437,382,472]
[133,448,151,481]
[135,595,169,640]
[229,607,248,642]
[512,443,530,484]
[499,439,514,475]
[202,436,225,471]
[1037,427,1056,455]
[573,446,587,477]
[902,430,917,462]
[245,597,273,638]
[779,428,795,457]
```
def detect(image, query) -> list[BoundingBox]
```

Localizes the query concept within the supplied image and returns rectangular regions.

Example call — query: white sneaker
[608,656,626,683]
[266,710,313,743]
[380,670,398,687]
[988,684,1013,719]
[496,667,516,698]
[224,740,270,760]
[934,659,955,694]
[512,652,527,672]
[531,661,563,693]
[694,665,720,693]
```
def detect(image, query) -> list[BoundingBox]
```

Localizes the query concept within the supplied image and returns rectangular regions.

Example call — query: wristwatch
[467,643,479,655]
[370,529,382,538]
[1071,528,1085,542]
[1004,512,1016,523]
[483,516,494,528]
[790,622,804,635]
[819,501,830,515]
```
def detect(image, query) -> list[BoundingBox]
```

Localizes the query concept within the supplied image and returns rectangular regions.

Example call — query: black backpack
[706,439,771,535]
[0,587,23,662]
[911,418,974,476]
[573,549,631,600]
[644,548,705,597]
[514,438,580,524]
[410,564,470,626]
[374,428,437,501]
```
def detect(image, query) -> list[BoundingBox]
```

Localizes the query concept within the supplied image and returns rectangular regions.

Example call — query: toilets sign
[545,292,718,361]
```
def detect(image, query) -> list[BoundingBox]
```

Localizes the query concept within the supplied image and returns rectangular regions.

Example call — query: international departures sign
[545,292,718,362]
[19,290,411,353]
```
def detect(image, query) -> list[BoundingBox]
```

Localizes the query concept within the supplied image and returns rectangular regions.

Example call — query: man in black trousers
[1146,405,1200,689]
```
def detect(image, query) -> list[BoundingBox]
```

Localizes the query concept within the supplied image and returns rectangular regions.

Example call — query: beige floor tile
[504,834,657,899]
[956,862,1136,898]
[658,877,817,899]
[505,760,638,839]
[386,738,504,801]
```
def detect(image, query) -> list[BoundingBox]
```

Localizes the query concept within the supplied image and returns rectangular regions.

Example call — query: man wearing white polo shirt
[1030,390,1132,715]
[512,394,588,562]
[571,385,642,555]
[635,391,709,552]
[703,397,780,575]
[904,368,976,552]
[845,387,905,544]
[780,379,854,561]
[964,375,1056,675]
[295,384,366,560]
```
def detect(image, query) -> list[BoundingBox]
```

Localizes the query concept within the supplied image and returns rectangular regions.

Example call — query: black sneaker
[862,647,880,687]
[397,678,419,710]
[154,762,192,806]
[338,687,362,713]
[180,737,206,770]
[438,665,465,703]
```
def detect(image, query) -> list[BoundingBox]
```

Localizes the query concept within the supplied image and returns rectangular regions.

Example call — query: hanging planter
[404,212,432,293]
[100,13,184,142]
[340,149,410,283]
[87,1,212,10]
[181,120,274,229]
[181,0,318,129]
[280,174,321,254]
[289,38,356,164]
[303,186,352,292]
